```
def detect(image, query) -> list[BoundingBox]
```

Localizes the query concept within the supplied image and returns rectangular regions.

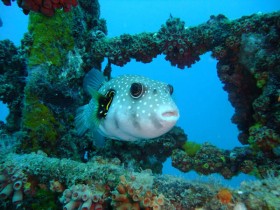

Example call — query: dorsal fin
[83,68,106,95]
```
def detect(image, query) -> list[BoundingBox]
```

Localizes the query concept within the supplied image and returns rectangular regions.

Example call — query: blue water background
[0,0,280,187]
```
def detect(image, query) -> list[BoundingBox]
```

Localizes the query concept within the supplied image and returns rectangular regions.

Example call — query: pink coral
[60,184,106,210]
[49,180,64,193]
[2,0,78,16]
[249,125,280,154]
[0,165,31,204]
[225,36,240,51]
[158,17,201,69]
[212,46,227,60]
[111,175,165,210]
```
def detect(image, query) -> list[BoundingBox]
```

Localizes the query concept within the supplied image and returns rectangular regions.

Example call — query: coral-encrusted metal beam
[91,12,280,68]
[2,152,280,209]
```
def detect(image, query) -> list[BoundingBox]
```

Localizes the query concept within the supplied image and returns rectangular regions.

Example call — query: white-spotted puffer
[75,69,179,142]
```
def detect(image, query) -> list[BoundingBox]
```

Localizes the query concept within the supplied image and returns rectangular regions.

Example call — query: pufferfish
[75,69,179,143]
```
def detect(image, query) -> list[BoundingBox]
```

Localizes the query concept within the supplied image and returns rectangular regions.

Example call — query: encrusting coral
[0,40,26,132]
[157,16,204,68]
[49,180,65,193]
[0,152,279,209]
[59,184,105,210]
[27,10,75,67]
[2,0,78,16]
[0,165,32,206]
[172,142,280,179]
[216,188,233,204]
[111,172,165,210]
[239,172,280,209]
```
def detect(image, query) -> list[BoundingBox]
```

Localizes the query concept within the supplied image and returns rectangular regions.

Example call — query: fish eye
[130,83,144,98]
[168,84,173,95]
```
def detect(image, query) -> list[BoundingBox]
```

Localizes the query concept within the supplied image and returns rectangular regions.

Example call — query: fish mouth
[162,110,179,118]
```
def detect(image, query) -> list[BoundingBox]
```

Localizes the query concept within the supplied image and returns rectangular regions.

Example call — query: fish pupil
[130,83,144,98]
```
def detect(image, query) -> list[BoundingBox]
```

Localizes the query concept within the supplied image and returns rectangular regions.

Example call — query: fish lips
[159,107,180,124]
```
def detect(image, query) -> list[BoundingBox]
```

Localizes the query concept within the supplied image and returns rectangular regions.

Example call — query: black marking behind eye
[168,84,173,95]
[97,89,115,119]
[130,83,144,98]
